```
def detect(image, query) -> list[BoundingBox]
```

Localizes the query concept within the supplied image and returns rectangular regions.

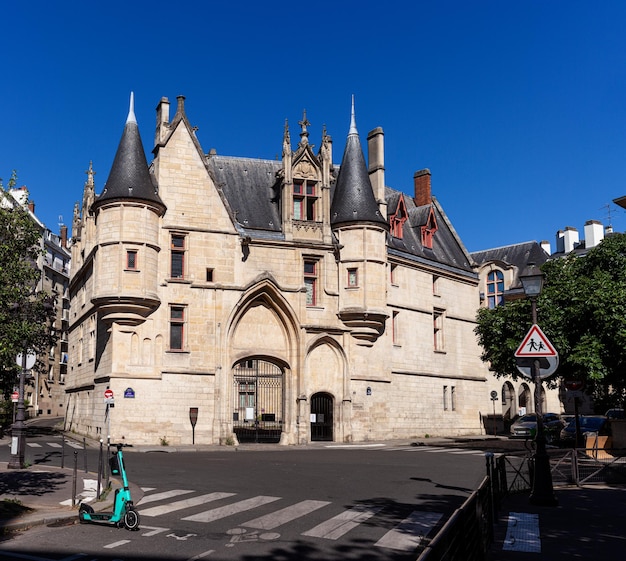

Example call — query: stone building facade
[67,94,498,446]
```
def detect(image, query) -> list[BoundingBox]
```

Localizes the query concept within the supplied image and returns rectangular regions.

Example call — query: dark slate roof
[208,155,282,232]
[385,187,474,273]
[94,101,164,210]
[330,117,387,228]
[470,241,549,270]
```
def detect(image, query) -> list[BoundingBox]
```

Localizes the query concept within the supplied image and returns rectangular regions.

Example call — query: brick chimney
[413,169,432,207]
[60,225,68,248]
[28,200,35,214]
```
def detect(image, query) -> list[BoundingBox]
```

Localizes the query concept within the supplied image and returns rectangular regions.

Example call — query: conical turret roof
[331,98,387,228]
[93,93,164,210]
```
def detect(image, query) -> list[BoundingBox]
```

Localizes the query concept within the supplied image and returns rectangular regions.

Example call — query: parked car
[605,408,624,420]
[509,413,565,443]
[559,415,609,446]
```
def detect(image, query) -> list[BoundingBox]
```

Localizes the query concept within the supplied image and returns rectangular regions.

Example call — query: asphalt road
[0,430,500,561]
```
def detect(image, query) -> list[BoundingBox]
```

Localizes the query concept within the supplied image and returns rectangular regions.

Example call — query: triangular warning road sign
[514,324,557,357]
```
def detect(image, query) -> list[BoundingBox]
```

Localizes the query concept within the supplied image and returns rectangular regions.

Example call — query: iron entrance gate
[310,392,333,441]
[233,359,284,443]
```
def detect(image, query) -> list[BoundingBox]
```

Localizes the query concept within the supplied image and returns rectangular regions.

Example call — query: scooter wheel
[78,503,94,522]
[124,507,140,531]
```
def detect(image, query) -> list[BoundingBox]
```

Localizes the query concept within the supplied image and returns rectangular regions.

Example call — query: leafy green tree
[0,171,56,400]
[475,233,626,412]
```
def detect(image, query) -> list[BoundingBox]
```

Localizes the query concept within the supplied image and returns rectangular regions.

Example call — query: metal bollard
[83,437,88,473]
[61,434,65,469]
[72,451,78,507]
[97,439,103,500]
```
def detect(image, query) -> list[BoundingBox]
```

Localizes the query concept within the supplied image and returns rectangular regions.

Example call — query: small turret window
[294,180,318,221]
[347,268,358,288]
[126,250,138,271]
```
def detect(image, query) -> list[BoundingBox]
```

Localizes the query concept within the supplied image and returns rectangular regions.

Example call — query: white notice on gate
[310,414,317,423]
[245,407,254,421]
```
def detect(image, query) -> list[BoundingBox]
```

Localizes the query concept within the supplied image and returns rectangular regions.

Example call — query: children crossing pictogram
[514,324,557,357]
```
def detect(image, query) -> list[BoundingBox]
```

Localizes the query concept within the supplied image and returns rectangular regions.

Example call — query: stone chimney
[413,169,432,207]
[367,127,385,202]
[584,220,604,248]
[540,240,551,255]
[155,97,170,145]
[556,226,579,253]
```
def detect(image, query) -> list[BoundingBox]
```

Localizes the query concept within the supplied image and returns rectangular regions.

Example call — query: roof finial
[299,109,310,146]
[127,91,137,124]
[349,94,358,136]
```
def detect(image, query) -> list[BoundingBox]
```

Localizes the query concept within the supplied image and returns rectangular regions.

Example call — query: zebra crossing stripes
[137,489,195,506]
[140,492,236,517]
[242,500,330,530]
[140,488,445,553]
[375,511,442,551]
[302,504,384,539]
[26,440,83,449]
[182,495,281,523]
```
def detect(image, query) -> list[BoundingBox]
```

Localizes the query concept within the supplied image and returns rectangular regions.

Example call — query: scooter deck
[83,512,120,522]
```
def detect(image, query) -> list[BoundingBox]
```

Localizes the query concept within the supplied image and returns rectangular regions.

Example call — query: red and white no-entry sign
[104,389,114,399]
[11,391,19,403]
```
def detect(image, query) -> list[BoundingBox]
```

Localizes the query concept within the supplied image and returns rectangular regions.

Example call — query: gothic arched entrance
[232,358,284,443]
[310,392,334,441]
[519,383,532,414]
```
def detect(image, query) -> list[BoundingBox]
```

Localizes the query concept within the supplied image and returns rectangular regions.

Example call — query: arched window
[487,270,504,308]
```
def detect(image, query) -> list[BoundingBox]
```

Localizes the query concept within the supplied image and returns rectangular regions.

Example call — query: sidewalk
[0,460,143,533]
[490,484,626,560]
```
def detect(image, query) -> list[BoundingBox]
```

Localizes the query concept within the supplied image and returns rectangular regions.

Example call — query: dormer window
[421,206,438,249]
[389,195,408,239]
[293,179,318,221]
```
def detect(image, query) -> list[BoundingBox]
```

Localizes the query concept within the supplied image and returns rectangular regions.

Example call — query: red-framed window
[347,268,358,288]
[304,259,318,306]
[293,180,318,221]
[389,196,408,239]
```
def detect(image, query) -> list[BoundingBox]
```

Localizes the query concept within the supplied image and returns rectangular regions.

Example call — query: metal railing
[417,476,493,561]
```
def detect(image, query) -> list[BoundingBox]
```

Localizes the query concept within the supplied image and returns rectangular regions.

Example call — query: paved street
[0,429,492,560]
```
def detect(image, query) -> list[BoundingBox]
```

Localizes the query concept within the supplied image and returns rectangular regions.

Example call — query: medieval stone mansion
[66,94,560,445]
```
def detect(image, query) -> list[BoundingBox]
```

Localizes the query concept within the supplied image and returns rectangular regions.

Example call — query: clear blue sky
[2,0,626,253]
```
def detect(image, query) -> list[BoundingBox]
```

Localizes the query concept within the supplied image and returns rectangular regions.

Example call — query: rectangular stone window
[392,310,399,345]
[170,305,186,351]
[171,234,186,279]
[304,259,318,306]
[390,263,398,286]
[434,309,444,351]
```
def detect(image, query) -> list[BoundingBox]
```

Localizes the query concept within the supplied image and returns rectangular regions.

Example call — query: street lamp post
[519,265,558,506]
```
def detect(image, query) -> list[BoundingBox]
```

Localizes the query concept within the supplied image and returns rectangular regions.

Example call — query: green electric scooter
[78,443,140,530]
